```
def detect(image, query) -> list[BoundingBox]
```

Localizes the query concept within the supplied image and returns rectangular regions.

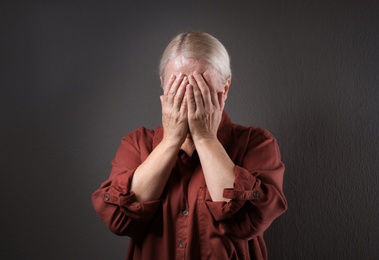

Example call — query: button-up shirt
[92,112,287,260]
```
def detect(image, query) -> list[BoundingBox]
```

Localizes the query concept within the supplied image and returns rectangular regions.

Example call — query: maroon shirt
[92,112,287,259]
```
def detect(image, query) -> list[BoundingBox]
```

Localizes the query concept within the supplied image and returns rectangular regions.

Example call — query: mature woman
[92,32,287,260]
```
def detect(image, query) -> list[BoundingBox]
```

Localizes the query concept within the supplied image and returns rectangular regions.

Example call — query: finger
[193,71,212,110]
[160,94,167,107]
[180,86,188,115]
[188,74,198,90]
[173,76,188,110]
[188,75,200,110]
[192,82,204,111]
[210,88,220,110]
[163,74,176,96]
[160,95,168,116]
[160,93,171,113]
[164,73,184,105]
[202,71,221,108]
[168,73,184,97]
[186,84,196,114]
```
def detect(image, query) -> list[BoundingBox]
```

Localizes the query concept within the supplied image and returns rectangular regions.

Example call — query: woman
[92,32,287,260]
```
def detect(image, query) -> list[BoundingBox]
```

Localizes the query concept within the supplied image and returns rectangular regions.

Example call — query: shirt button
[253,191,260,198]
[179,242,185,248]
[104,194,110,201]
[183,210,189,216]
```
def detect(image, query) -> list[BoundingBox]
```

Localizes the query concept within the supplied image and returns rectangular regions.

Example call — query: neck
[181,136,196,157]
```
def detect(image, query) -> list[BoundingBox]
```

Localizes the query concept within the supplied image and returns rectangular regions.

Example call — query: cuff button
[104,194,110,201]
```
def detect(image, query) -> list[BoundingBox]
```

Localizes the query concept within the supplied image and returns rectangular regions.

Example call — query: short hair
[159,32,231,83]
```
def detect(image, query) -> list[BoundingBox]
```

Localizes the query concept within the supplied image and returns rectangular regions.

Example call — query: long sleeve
[92,115,287,259]
[91,128,161,239]
[205,127,288,239]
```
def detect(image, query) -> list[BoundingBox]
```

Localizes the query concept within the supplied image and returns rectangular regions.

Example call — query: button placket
[177,208,188,253]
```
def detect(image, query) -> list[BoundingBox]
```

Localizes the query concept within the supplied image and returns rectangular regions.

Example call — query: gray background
[1,0,378,259]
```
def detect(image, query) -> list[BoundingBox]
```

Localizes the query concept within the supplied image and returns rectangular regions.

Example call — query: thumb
[160,95,164,105]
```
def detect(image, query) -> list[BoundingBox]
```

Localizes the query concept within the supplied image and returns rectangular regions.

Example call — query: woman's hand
[186,71,224,142]
[160,73,189,146]
[186,71,235,202]
[131,74,189,203]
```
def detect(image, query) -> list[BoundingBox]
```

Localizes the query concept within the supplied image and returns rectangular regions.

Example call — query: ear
[222,77,231,101]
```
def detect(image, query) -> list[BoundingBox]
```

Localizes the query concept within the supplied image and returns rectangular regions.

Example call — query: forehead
[164,56,214,76]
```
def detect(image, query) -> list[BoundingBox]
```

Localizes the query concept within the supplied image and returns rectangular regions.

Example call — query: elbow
[274,192,288,217]
[261,190,288,224]
[245,192,288,238]
[97,204,131,237]
[106,214,129,236]
[259,182,288,221]
[92,191,129,236]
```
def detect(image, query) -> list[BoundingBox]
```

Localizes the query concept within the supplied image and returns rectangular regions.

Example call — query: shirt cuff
[101,185,161,221]
[224,165,265,201]
[102,191,137,206]
[206,166,265,221]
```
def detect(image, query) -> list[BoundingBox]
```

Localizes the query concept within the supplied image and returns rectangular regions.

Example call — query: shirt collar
[153,111,232,150]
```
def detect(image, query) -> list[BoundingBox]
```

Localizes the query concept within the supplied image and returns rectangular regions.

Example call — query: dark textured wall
[1,1,378,259]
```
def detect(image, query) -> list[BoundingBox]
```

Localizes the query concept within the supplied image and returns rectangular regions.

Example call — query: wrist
[161,136,185,149]
[192,134,219,146]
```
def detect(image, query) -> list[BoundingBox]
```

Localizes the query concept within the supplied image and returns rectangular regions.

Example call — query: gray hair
[159,32,231,83]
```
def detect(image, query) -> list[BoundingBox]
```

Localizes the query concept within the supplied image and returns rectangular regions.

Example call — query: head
[159,32,232,95]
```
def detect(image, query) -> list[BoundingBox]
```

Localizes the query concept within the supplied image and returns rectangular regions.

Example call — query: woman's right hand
[160,73,189,146]
[130,74,189,203]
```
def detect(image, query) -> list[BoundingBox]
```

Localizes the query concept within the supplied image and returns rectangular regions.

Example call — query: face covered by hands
[161,56,230,144]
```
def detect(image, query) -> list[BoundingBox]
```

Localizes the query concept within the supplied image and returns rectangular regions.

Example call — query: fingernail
[183,76,188,82]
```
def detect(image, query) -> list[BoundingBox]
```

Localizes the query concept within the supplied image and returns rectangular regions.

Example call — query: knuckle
[194,90,202,97]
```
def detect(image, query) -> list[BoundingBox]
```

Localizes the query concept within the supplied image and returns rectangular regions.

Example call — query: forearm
[131,139,181,202]
[131,72,188,203]
[194,137,235,202]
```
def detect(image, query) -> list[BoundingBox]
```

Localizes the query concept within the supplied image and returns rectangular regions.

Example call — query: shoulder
[120,127,157,148]
[229,122,283,167]
[231,122,276,143]
[224,120,281,165]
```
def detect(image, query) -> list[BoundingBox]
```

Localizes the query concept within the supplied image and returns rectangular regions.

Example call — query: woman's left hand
[186,71,224,142]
